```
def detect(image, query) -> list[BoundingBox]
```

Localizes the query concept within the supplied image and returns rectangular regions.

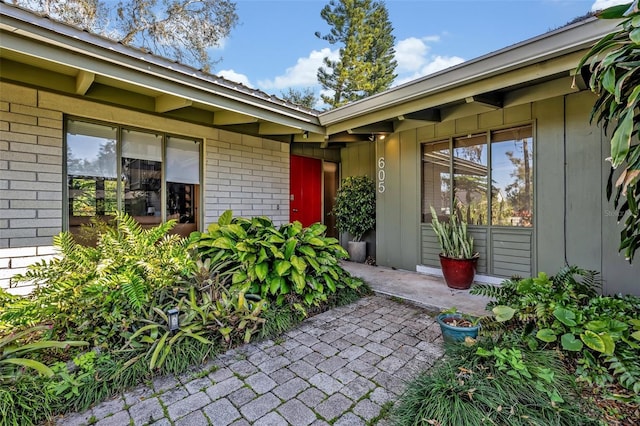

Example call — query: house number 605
[377,157,386,193]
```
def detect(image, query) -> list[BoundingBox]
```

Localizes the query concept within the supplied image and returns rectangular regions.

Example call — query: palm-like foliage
[576,1,640,261]
[2,212,194,346]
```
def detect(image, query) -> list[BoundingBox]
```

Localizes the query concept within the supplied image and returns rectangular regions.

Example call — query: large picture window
[66,119,201,239]
[422,124,533,227]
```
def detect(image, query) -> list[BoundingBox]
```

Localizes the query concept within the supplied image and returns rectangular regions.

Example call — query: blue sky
[211,0,626,105]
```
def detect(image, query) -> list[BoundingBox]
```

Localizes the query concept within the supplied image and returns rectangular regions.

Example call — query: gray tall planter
[348,241,367,263]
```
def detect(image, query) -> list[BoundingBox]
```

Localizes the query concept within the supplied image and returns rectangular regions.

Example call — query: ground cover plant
[393,265,639,425]
[393,340,601,425]
[0,211,368,426]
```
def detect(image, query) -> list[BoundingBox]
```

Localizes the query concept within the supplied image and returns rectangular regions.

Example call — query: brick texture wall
[0,82,64,292]
[204,130,290,226]
[0,82,292,293]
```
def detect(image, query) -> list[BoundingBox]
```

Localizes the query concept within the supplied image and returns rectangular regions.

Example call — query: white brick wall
[204,130,290,226]
[0,82,63,251]
[0,246,58,295]
[0,81,293,293]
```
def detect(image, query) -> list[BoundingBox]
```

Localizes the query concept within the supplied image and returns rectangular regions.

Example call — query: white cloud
[393,35,464,86]
[394,55,465,86]
[591,0,629,11]
[216,69,253,88]
[258,48,339,90]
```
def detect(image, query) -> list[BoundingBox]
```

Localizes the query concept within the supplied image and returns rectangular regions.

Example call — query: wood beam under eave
[503,76,580,108]
[292,132,326,143]
[75,70,95,95]
[570,68,588,91]
[440,102,498,122]
[346,122,395,134]
[258,122,301,135]
[213,110,259,125]
[465,94,503,109]
[402,108,441,122]
[155,94,192,113]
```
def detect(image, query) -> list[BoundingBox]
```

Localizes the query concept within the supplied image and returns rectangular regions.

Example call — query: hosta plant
[189,211,364,310]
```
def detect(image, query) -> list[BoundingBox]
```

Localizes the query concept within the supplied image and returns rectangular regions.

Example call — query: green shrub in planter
[332,176,376,242]
[189,211,364,311]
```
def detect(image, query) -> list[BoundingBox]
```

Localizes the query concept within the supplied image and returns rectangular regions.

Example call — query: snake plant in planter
[429,206,479,289]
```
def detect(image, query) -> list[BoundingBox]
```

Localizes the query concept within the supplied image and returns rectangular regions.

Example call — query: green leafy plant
[472,266,640,399]
[576,1,640,262]
[331,176,376,242]
[429,205,476,259]
[189,211,364,311]
[2,212,194,347]
[1,326,88,383]
[393,342,599,425]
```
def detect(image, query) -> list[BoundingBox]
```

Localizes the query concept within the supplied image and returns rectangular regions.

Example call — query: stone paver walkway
[56,296,445,425]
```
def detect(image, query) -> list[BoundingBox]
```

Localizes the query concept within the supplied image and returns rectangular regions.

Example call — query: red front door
[290,155,322,226]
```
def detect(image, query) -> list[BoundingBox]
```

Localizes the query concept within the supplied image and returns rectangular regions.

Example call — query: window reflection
[422,141,451,222]
[66,120,117,237]
[122,130,163,228]
[454,134,488,225]
[491,126,533,227]
[166,137,200,237]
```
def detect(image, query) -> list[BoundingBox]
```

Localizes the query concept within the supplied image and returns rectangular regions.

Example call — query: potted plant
[430,205,479,289]
[436,307,480,344]
[332,176,376,263]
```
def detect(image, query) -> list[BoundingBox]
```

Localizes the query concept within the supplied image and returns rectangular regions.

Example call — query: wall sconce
[368,134,376,142]
[302,131,309,139]
[167,308,180,332]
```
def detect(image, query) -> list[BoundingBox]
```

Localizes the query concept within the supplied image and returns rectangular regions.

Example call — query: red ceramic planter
[439,254,479,290]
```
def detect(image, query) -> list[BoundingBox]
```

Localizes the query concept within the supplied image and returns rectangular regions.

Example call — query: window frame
[421,121,534,229]
[63,116,203,233]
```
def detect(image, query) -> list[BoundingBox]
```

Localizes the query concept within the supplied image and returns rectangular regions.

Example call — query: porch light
[167,308,180,332]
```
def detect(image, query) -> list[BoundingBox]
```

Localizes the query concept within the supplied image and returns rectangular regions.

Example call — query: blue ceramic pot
[437,313,480,344]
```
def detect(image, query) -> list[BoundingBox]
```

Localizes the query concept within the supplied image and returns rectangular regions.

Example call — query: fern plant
[2,211,195,347]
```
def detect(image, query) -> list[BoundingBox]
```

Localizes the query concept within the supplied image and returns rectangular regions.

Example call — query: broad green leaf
[561,333,584,351]
[492,305,516,322]
[597,3,632,19]
[324,274,336,292]
[298,245,317,258]
[213,237,233,249]
[630,27,640,43]
[536,328,557,343]
[306,237,326,247]
[207,223,220,233]
[307,256,320,272]
[553,307,577,327]
[585,320,608,332]
[290,255,307,274]
[227,224,247,238]
[269,276,284,295]
[150,331,170,369]
[291,270,305,291]
[603,67,616,94]
[0,358,54,377]
[631,330,640,341]
[274,260,292,276]
[629,318,640,328]
[610,108,634,168]
[581,330,615,354]
[232,270,248,284]
[218,210,233,226]
[284,239,297,260]
[256,262,270,281]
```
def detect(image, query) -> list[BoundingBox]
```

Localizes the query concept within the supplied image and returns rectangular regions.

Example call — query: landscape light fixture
[167,308,180,332]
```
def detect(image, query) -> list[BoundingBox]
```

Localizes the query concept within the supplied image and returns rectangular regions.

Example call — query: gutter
[319,17,618,127]
[0,2,324,133]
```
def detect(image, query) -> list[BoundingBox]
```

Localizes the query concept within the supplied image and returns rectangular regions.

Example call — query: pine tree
[316,0,397,108]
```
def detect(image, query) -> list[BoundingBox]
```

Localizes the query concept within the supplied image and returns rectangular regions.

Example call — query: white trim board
[416,265,504,285]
